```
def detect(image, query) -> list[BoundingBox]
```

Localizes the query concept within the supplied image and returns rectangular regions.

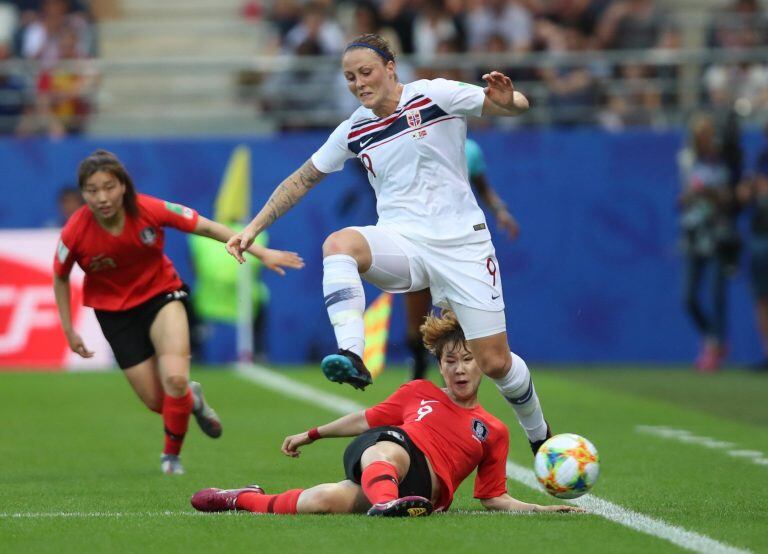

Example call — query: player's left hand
[253,248,305,276]
[226,224,259,264]
[281,432,313,457]
[482,71,515,108]
[534,504,586,513]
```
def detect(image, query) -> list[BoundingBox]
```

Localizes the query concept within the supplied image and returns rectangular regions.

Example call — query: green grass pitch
[1,365,767,553]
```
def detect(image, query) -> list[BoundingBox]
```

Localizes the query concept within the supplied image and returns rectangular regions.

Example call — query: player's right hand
[281,432,313,458]
[225,225,257,264]
[67,331,94,358]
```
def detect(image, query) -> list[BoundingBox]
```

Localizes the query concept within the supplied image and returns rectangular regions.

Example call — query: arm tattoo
[262,159,326,226]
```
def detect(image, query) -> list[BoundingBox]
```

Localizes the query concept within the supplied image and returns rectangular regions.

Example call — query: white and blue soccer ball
[534,433,600,499]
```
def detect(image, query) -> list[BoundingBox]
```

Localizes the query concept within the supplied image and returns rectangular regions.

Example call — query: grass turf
[1,366,766,553]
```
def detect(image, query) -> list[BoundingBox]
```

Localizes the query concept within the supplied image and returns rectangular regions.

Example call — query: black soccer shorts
[94,286,191,370]
[343,425,432,500]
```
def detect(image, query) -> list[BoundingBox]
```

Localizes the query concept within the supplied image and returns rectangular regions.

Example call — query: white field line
[505,462,748,554]
[236,365,750,554]
[0,511,202,518]
[637,425,768,467]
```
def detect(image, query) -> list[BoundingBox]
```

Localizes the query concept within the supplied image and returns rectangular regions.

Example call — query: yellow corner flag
[214,145,251,224]
[363,292,393,380]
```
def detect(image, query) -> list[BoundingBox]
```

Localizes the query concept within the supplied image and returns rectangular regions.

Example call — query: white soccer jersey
[311,78,491,245]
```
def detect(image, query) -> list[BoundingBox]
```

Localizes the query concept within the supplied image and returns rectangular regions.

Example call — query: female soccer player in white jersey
[227,33,551,453]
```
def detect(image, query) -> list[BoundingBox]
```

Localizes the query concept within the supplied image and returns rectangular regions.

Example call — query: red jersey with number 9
[53,194,199,311]
[365,379,509,511]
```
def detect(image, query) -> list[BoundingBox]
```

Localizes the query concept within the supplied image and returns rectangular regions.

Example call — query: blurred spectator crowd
[252,0,768,129]
[2,0,768,134]
[0,0,97,137]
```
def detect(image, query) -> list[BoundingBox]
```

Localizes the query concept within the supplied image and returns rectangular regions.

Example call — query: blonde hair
[420,310,467,360]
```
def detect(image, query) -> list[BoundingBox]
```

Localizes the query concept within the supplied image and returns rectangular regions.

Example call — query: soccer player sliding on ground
[227,33,551,454]
[53,150,304,475]
[191,311,581,517]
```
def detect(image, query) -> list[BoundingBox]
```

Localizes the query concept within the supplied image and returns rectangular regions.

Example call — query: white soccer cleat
[160,454,185,475]
[190,381,222,438]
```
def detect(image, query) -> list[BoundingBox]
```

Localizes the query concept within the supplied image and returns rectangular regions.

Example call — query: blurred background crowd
[1,0,768,135]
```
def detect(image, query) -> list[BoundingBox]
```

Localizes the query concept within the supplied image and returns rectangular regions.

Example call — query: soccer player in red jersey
[53,150,304,475]
[191,311,580,516]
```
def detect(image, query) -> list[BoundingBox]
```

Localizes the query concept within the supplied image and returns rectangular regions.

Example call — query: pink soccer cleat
[366,496,433,517]
[190,485,264,512]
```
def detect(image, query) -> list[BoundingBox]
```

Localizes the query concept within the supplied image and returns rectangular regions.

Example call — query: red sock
[361,461,399,505]
[236,489,304,514]
[162,390,193,455]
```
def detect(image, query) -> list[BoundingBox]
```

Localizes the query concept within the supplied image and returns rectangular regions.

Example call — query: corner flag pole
[215,145,254,364]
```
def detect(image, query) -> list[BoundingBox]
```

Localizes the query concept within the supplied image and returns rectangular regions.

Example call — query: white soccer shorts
[349,225,507,340]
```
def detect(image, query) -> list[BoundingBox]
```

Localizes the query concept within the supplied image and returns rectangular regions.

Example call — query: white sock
[492,352,548,442]
[323,254,366,357]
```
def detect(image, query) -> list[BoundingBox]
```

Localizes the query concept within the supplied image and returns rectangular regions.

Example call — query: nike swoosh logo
[491,294,500,300]
[420,400,438,406]
[360,136,373,147]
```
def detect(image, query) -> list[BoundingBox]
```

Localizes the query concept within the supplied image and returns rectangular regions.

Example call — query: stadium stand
[0,0,767,135]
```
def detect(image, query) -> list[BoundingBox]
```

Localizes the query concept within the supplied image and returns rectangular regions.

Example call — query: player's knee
[475,348,512,380]
[323,231,355,258]
[323,230,371,271]
[145,399,162,413]
[162,373,189,396]
[361,444,409,476]
[300,487,339,514]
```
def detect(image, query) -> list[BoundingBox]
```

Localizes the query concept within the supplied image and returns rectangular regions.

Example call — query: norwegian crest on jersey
[346,94,454,155]
[406,109,421,128]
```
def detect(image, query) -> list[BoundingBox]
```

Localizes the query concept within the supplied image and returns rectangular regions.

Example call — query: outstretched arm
[481,71,529,117]
[226,159,327,263]
[480,494,584,513]
[281,411,370,458]
[192,215,304,275]
[471,173,519,240]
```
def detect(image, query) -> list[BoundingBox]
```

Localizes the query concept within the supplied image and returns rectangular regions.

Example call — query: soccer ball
[534,433,600,499]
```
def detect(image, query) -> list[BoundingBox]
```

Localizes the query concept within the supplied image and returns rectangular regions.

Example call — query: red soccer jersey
[365,380,509,511]
[53,194,199,311]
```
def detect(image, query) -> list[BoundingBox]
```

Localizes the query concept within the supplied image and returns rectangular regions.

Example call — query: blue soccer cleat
[321,349,373,390]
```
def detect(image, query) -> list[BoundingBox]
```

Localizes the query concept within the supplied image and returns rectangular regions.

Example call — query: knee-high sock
[323,254,366,357]
[361,461,399,505]
[162,390,193,455]
[492,352,548,442]
[236,489,303,514]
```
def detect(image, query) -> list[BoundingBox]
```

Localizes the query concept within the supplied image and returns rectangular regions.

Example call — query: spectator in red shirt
[191,310,580,517]
[52,150,304,475]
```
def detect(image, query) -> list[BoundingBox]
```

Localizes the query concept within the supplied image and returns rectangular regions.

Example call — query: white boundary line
[636,426,768,467]
[0,511,200,519]
[235,364,751,554]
